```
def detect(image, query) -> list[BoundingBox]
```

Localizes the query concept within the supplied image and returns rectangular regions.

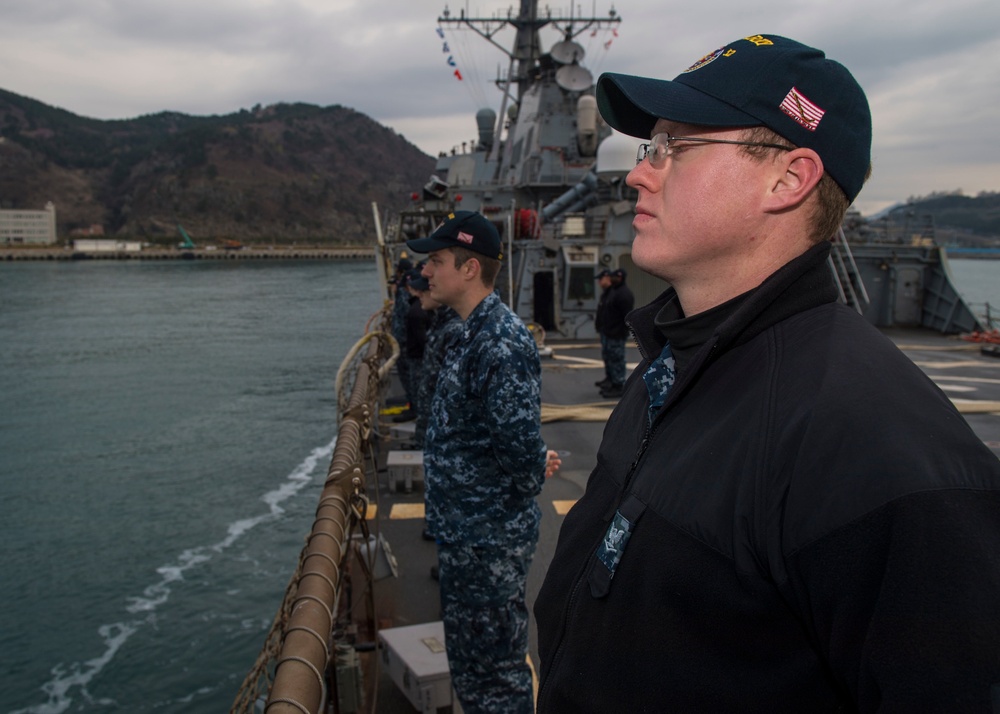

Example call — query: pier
[0,246,375,261]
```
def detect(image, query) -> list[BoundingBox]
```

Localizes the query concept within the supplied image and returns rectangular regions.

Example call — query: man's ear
[462,256,482,282]
[764,148,824,212]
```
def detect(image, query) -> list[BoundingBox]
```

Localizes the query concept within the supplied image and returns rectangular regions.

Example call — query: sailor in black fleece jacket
[534,34,1000,713]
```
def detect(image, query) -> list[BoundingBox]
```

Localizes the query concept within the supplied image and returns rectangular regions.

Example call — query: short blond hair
[739,126,871,243]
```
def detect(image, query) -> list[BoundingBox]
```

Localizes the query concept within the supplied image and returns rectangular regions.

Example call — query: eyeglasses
[636,132,794,167]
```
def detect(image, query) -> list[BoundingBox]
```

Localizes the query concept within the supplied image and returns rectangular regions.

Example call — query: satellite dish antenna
[551,40,585,65]
[556,65,594,92]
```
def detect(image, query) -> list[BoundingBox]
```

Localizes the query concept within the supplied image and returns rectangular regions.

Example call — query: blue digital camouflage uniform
[595,280,634,388]
[391,280,412,406]
[600,334,627,386]
[414,306,461,448]
[404,297,431,420]
[424,290,548,714]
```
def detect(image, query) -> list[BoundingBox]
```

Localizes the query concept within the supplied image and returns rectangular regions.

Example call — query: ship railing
[981,302,997,330]
[829,228,871,314]
[231,310,398,714]
[964,301,997,331]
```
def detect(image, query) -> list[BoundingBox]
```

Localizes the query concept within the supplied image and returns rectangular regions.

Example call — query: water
[948,258,1000,325]
[0,260,381,713]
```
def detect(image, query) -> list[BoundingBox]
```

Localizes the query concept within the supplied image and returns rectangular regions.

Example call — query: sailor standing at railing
[534,34,1000,713]
[390,257,415,420]
[406,210,561,714]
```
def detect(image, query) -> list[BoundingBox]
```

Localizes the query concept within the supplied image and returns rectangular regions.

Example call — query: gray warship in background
[375,1,984,339]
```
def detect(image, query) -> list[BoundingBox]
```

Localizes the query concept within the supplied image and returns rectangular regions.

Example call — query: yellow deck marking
[552,500,577,515]
[548,355,640,371]
[950,399,1000,414]
[915,360,1000,371]
[366,504,377,520]
[379,501,577,519]
[389,503,426,519]
[551,354,605,367]
[897,343,982,352]
[529,653,539,704]
[930,374,1000,385]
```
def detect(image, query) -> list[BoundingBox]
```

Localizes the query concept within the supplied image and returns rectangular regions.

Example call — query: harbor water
[0,259,380,713]
[947,257,1000,325]
[0,256,996,713]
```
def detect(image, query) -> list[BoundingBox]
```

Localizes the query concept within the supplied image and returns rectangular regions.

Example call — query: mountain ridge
[2,88,998,245]
[0,88,436,244]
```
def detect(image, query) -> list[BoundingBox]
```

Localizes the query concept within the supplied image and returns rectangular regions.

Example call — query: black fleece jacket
[535,242,1000,713]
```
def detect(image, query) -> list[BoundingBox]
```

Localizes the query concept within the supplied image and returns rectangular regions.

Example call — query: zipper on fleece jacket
[537,362,658,709]
[536,331,721,711]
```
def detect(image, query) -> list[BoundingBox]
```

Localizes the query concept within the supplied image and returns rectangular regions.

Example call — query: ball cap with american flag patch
[596,34,872,202]
[406,210,504,261]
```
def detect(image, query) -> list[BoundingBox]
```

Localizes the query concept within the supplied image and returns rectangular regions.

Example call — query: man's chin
[631,244,673,284]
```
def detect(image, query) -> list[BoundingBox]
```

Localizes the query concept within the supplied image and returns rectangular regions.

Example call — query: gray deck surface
[359,332,1000,712]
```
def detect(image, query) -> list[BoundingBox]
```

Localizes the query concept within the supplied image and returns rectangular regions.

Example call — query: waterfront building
[72,238,142,253]
[0,202,57,245]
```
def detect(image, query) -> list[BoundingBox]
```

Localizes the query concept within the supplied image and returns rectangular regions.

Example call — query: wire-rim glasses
[636,132,794,167]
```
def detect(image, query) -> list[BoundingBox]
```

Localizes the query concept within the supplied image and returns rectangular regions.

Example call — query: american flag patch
[779,87,825,131]
[456,231,474,244]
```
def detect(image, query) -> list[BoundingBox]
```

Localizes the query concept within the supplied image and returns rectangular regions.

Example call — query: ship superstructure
[379,1,984,338]
[381,1,663,339]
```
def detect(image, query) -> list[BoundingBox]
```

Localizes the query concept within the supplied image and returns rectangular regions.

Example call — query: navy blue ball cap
[409,273,430,291]
[597,34,872,202]
[612,268,627,281]
[595,269,611,279]
[406,210,503,261]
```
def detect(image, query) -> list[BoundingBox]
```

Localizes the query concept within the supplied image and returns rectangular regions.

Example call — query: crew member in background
[534,34,1000,712]
[390,257,414,420]
[408,273,462,450]
[407,271,463,543]
[402,269,431,426]
[594,267,635,399]
[406,210,560,714]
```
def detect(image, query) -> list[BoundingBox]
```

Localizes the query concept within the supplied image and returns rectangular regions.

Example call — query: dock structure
[0,246,375,261]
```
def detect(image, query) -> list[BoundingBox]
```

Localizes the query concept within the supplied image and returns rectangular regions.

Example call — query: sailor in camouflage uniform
[407,210,560,714]
[390,258,414,415]
[403,269,431,423]
[408,273,462,449]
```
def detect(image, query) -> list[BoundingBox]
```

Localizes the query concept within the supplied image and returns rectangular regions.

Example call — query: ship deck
[356,330,1000,713]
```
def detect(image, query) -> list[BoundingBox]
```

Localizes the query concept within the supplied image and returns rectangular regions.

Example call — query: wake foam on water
[12,437,337,714]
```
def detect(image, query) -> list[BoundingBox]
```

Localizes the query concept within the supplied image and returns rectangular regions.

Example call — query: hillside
[888,191,1000,245]
[0,89,436,244]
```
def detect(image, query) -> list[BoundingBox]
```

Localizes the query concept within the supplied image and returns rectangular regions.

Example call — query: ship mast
[438,1,620,104]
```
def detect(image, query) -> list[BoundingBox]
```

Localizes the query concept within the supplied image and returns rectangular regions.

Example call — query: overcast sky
[2,0,998,216]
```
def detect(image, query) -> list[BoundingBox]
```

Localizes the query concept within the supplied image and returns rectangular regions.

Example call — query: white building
[0,202,57,245]
[72,239,142,253]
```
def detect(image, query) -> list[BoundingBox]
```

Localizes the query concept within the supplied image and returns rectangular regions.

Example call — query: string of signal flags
[435,25,618,81]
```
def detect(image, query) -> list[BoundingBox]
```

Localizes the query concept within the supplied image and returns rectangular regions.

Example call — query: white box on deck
[386,449,424,493]
[379,621,454,713]
[390,421,417,439]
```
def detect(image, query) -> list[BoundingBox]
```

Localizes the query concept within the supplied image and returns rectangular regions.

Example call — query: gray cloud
[1,0,997,214]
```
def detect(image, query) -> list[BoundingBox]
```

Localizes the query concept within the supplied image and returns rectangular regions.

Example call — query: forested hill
[0,88,436,244]
[888,191,1000,244]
